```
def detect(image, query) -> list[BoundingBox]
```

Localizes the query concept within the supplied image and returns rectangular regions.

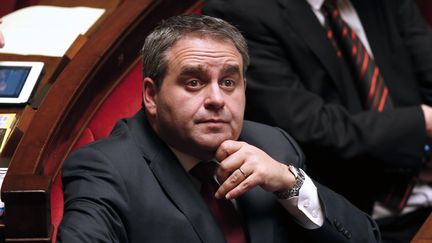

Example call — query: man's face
[144,36,246,160]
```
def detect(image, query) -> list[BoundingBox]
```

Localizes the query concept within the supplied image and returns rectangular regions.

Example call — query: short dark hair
[141,14,249,88]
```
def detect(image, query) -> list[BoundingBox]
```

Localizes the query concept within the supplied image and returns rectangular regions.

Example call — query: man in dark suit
[203,0,432,241]
[57,15,380,242]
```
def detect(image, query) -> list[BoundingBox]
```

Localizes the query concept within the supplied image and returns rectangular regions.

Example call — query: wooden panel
[411,213,432,243]
[0,54,65,169]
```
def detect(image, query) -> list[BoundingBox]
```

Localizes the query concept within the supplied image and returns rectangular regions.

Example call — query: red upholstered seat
[50,59,143,242]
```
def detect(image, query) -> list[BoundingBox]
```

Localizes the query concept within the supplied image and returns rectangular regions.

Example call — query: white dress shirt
[307,0,374,57]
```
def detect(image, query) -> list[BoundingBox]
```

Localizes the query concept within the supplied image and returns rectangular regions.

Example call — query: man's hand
[214,140,296,199]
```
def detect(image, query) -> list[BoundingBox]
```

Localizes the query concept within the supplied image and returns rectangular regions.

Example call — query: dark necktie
[190,162,247,243]
[322,0,416,212]
[322,0,392,111]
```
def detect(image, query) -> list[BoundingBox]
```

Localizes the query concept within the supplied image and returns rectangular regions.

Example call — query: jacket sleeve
[308,181,382,243]
[276,126,381,242]
[57,146,129,243]
[240,121,381,242]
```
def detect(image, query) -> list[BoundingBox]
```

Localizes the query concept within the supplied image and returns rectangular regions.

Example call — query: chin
[177,143,217,161]
[201,134,232,146]
[190,138,224,155]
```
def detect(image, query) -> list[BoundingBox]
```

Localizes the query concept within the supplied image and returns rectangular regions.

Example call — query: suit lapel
[148,151,226,243]
[132,113,226,243]
[278,0,345,93]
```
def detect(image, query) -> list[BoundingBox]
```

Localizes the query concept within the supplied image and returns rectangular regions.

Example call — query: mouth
[196,118,229,124]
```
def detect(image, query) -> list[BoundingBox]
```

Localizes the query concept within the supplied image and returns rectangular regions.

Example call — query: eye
[219,79,236,89]
[223,80,233,86]
[185,79,203,90]
[187,80,199,87]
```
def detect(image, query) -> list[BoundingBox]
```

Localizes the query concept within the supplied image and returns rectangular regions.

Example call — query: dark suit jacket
[57,110,380,242]
[203,0,432,212]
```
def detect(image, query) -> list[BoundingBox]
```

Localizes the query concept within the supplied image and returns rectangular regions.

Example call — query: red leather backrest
[74,59,143,149]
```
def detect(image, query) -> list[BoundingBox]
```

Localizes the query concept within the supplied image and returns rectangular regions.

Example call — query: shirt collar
[307,0,325,11]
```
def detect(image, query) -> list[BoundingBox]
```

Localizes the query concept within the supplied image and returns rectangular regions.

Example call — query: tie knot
[190,161,218,183]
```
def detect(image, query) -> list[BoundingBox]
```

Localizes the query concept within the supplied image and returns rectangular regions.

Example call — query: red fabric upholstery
[50,59,143,242]
[192,6,202,15]
[50,174,64,241]
[81,62,144,143]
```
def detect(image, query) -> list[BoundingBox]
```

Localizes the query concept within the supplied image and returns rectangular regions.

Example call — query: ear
[143,77,158,116]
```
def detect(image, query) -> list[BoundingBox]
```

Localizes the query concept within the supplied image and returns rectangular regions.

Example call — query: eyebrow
[178,64,241,78]
[221,65,241,77]
[179,65,204,77]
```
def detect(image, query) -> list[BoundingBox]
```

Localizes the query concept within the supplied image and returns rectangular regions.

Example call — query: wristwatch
[274,165,305,199]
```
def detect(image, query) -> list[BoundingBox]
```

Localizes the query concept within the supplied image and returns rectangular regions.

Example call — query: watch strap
[274,165,305,199]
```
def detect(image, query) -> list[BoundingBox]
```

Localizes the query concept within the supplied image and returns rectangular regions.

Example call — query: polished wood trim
[411,213,432,242]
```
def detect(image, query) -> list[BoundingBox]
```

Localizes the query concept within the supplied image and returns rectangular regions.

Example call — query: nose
[204,83,225,110]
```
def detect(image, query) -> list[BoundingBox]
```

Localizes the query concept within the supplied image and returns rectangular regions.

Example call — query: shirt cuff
[278,169,324,229]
